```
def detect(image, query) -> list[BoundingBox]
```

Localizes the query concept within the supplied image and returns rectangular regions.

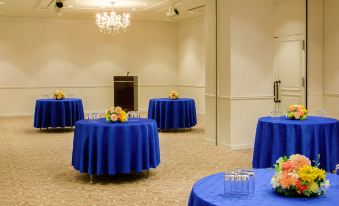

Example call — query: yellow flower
[298,165,325,183]
[309,182,319,193]
[119,111,128,122]
[105,113,111,120]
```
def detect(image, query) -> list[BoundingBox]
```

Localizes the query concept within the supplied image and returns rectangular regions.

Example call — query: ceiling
[0,0,205,22]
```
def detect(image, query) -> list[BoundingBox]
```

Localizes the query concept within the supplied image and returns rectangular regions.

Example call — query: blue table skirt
[188,169,339,206]
[252,116,339,172]
[34,98,84,128]
[72,118,161,175]
[148,98,197,129]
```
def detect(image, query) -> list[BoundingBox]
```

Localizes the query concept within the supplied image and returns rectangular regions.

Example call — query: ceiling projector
[166,6,179,17]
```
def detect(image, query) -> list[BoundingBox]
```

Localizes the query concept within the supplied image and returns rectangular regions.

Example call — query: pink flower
[289,154,311,170]
[111,114,118,122]
[114,106,122,114]
[294,113,300,119]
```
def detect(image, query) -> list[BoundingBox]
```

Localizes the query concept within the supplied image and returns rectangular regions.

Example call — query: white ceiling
[0,0,205,22]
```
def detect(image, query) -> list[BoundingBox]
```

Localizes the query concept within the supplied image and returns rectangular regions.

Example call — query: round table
[34,98,84,129]
[252,116,339,172]
[72,118,160,175]
[147,98,197,129]
[188,169,339,206]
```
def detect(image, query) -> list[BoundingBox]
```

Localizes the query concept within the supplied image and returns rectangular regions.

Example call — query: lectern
[113,76,138,111]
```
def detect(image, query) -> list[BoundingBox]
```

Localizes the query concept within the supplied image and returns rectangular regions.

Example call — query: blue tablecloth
[148,98,197,129]
[188,169,339,206]
[252,116,339,172]
[34,98,84,128]
[72,118,160,175]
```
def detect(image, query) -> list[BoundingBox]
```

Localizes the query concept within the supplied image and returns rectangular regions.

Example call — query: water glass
[67,93,75,98]
[87,113,92,120]
[128,111,141,118]
[335,164,339,186]
[93,112,100,120]
[247,169,255,193]
[315,109,327,118]
[271,110,282,117]
[224,171,235,194]
[239,171,250,194]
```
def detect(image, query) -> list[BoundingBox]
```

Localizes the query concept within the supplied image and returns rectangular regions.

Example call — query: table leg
[40,127,41,131]
[190,127,192,130]
[47,127,49,130]
[90,174,94,183]
[146,170,150,178]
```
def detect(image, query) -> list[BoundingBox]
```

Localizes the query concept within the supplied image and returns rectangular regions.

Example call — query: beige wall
[273,0,305,37]
[227,0,275,148]
[324,0,339,118]
[0,17,206,116]
[177,17,205,114]
[205,0,275,149]
[308,0,324,114]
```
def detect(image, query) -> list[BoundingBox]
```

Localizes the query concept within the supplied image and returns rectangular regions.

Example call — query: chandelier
[96,2,130,34]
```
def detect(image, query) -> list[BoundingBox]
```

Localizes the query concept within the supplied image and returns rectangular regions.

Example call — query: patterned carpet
[0,116,252,206]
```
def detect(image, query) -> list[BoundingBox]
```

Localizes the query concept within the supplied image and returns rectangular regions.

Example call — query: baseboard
[220,142,254,150]
[204,137,216,145]
[0,113,33,117]
[0,110,205,117]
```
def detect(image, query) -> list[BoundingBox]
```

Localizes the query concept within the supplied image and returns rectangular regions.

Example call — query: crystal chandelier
[96,2,130,34]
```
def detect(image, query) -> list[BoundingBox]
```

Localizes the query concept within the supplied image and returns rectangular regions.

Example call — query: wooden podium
[113,76,138,111]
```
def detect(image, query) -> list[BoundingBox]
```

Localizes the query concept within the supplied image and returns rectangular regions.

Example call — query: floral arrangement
[105,106,128,123]
[169,90,179,100]
[287,105,308,120]
[53,90,65,100]
[271,154,329,197]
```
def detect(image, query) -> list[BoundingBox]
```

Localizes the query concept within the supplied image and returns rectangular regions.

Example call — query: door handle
[274,80,281,103]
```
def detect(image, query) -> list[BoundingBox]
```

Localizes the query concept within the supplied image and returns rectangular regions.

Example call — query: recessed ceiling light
[69,5,73,8]
[142,3,147,6]
[58,13,62,16]
[132,8,136,11]
[0,2,5,5]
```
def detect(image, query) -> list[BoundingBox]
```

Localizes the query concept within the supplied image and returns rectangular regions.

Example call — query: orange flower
[282,160,293,171]
[279,171,299,189]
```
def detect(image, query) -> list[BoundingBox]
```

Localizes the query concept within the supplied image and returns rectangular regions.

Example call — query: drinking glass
[87,113,92,120]
[224,171,235,194]
[247,169,255,193]
[94,112,100,120]
[335,164,339,186]
[315,109,327,118]
[233,169,247,193]
[67,93,75,98]
[239,170,249,194]
[271,110,282,118]
[128,111,141,118]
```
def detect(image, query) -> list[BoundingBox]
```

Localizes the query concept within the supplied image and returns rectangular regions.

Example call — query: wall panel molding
[0,84,205,90]
[324,92,339,97]
[217,95,274,100]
